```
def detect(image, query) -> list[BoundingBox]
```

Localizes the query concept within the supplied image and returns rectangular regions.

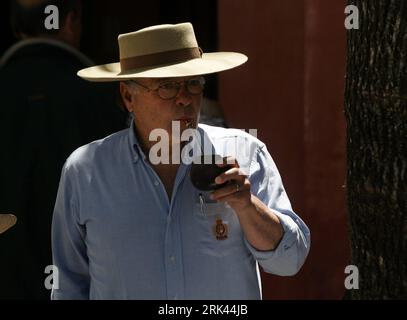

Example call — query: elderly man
[51,23,310,300]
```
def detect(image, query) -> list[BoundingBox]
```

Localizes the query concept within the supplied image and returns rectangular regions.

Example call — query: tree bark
[345,0,407,299]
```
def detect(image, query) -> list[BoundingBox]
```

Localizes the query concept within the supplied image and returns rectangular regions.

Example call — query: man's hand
[209,157,251,211]
[210,156,284,251]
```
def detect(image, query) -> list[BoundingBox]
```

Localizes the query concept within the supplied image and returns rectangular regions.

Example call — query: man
[0,0,126,299]
[51,22,310,299]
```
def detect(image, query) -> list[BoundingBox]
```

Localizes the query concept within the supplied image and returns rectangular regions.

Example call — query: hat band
[120,47,202,72]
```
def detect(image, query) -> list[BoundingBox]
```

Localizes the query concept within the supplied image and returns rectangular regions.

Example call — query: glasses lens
[158,82,179,99]
[157,78,205,99]
[187,78,205,95]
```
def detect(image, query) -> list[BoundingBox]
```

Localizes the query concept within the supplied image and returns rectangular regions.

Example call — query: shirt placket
[143,161,188,300]
[164,163,189,300]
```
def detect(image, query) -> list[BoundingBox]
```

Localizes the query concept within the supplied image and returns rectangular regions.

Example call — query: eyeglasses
[130,77,206,100]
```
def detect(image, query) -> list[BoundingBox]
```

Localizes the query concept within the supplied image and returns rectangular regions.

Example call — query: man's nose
[175,83,193,106]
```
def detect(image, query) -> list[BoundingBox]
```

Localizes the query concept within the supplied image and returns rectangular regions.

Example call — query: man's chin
[175,119,195,128]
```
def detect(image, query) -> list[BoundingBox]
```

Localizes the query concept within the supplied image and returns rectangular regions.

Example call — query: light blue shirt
[51,122,310,300]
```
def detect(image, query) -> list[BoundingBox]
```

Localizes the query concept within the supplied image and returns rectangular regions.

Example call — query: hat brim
[77,52,248,82]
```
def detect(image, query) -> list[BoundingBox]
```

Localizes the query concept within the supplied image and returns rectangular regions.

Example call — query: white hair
[123,80,141,95]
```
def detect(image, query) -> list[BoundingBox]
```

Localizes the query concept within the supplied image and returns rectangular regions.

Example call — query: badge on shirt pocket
[213,218,228,240]
[193,194,244,257]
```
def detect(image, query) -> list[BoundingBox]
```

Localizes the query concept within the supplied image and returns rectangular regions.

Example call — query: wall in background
[218,0,349,299]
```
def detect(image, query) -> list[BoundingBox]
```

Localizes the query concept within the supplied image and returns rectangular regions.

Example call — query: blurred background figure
[0,0,127,299]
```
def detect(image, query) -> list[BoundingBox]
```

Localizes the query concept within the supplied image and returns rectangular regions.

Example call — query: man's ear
[120,82,134,112]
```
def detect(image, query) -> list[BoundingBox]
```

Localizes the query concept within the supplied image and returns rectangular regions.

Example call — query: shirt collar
[128,121,146,164]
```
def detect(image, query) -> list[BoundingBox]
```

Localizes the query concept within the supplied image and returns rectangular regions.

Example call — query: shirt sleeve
[51,162,90,299]
[245,144,311,276]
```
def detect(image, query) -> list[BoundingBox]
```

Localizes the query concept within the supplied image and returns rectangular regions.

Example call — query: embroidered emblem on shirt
[213,218,228,240]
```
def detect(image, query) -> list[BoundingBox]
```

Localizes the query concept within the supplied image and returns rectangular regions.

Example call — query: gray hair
[123,80,141,94]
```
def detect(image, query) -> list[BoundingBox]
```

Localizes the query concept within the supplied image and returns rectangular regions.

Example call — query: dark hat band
[120,47,203,72]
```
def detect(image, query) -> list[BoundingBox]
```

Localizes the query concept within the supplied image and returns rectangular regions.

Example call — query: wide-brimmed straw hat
[78,22,248,82]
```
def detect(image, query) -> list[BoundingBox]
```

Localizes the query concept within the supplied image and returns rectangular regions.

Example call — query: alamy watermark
[345,5,359,30]
[44,5,59,30]
[344,265,359,290]
[148,121,258,172]
[44,265,59,290]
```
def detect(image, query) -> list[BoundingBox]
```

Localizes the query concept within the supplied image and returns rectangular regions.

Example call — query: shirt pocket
[193,201,245,257]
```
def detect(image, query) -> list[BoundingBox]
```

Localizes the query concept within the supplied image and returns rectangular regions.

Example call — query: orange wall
[218,0,349,299]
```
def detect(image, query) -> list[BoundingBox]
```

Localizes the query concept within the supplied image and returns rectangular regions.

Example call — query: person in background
[0,0,127,299]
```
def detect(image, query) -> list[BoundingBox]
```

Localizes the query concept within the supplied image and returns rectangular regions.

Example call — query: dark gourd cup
[190,155,233,191]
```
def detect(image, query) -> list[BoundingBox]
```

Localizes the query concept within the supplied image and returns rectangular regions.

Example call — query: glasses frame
[129,77,206,100]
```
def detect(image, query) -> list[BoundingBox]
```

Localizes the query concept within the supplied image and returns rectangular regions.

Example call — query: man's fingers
[215,168,246,185]
[211,179,250,201]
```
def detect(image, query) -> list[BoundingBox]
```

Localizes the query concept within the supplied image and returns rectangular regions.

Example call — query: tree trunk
[345,0,407,299]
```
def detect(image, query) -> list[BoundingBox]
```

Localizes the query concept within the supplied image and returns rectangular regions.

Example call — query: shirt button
[154,181,159,186]
[167,216,172,223]
[170,255,176,263]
